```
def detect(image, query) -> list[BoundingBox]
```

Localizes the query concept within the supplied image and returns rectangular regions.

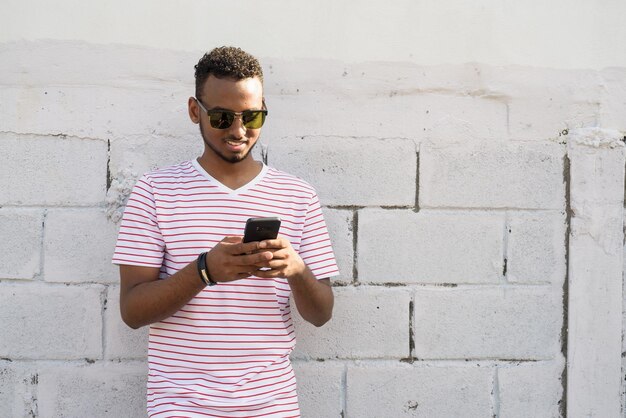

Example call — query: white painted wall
[2,0,626,69]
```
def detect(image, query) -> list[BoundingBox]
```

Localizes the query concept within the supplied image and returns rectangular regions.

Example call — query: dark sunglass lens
[210,111,234,129]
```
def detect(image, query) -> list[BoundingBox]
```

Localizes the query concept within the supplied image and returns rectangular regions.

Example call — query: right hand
[205,236,274,283]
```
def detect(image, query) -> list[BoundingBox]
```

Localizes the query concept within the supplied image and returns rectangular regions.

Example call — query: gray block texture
[293,287,411,359]
[0,208,43,279]
[268,136,417,206]
[413,287,561,359]
[0,284,103,359]
[347,363,492,417]
[358,209,504,284]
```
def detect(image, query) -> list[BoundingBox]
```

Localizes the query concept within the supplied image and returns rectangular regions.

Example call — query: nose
[227,114,247,138]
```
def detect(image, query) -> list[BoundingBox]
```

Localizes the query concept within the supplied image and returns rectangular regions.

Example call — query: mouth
[225,139,247,152]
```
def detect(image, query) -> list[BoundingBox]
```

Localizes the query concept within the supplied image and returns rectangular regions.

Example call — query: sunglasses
[195,98,268,130]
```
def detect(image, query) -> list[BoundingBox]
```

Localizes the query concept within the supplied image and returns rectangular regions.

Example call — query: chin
[224,150,252,164]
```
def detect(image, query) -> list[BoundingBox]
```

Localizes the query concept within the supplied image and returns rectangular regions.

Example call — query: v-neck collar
[191,159,268,195]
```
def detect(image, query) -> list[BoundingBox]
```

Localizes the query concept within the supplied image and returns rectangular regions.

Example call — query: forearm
[121,262,205,329]
[288,266,334,327]
[120,238,274,329]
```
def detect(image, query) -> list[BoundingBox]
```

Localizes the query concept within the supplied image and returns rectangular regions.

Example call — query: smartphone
[242,217,281,243]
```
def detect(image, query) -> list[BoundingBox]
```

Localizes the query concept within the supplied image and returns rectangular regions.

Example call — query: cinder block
[0,133,107,205]
[507,211,567,284]
[109,134,203,181]
[267,137,416,206]
[599,68,626,132]
[292,287,411,359]
[0,284,103,359]
[487,67,602,140]
[292,361,344,418]
[413,287,561,359]
[262,58,507,142]
[622,238,626,352]
[358,209,503,284]
[498,358,564,418]
[568,129,626,207]
[420,141,565,209]
[0,84,196,142]
[566,128,624,418]
[346,363,492,417]
[105,286,148,359]
[264,59,507,141]
[37,362,147,417]
[623,357,626,413]
[322,208,354,283]
[263,90,507,142]
[0,361,38,417]
[0,208,42,279]
[44,209,119,283]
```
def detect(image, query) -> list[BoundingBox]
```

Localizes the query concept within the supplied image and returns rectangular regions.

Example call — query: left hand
[252,237,306,280]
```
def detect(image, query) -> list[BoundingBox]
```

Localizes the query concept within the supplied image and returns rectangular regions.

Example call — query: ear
[188,97,200,124]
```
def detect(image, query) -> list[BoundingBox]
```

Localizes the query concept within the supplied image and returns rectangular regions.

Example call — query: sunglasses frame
[195,97,268,130]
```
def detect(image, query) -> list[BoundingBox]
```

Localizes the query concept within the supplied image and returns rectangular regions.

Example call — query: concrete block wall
[1,40,625,417]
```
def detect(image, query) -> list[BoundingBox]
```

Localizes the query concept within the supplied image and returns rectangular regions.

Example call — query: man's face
[191,75,264,164]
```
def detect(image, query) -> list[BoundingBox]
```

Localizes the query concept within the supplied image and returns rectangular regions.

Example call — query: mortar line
[0,204,108,210]
[0,130,108,143]
[560,153,571,418]
[38,209,48,282]
[492,367,501,418]
[502,212,510,284]
[409,297,415,359]
[352,210,359,285]
[341,363,348,418]
[326,205,564,213]
[106,139,112,191]
[0,278,115,286]
[101,285,109,361]
[414,151,420,212]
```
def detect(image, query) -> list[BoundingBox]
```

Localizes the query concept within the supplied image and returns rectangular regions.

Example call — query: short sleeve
[112,175,165,268]
[298,191,340,280]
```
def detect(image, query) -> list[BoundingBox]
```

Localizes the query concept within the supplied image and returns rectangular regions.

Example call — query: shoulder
[140,160,200,186]
[263,166,318,198]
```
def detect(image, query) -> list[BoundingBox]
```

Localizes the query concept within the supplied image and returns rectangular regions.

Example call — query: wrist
[196,252,217,286]
[290,262,309,282]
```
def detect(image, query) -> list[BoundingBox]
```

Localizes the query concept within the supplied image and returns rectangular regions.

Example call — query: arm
[119,237,274,329]
[253,238,334,327]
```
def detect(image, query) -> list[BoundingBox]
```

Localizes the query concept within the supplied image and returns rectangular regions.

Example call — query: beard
[199,122,257,164]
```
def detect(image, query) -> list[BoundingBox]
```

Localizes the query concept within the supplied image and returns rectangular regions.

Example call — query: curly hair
[194,46,264,98]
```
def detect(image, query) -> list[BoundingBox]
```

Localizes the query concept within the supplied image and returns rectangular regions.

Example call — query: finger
[229,240,261,255]
[236,251,273,266]
[264,249,288,260]
[258,238,289,250]
[265,259,287,269]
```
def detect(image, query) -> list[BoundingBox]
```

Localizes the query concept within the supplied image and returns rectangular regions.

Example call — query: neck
[196,152,263,190]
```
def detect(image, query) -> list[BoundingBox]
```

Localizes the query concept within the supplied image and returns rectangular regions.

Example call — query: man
[113,46,338,417]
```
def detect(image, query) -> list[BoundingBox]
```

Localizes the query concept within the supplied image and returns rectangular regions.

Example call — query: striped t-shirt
[113,160,339,417]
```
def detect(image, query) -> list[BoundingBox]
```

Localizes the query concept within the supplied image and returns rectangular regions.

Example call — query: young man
[113,46,338,417]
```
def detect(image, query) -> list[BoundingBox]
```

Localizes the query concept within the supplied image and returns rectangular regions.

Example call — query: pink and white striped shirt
[113,160,338,417]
